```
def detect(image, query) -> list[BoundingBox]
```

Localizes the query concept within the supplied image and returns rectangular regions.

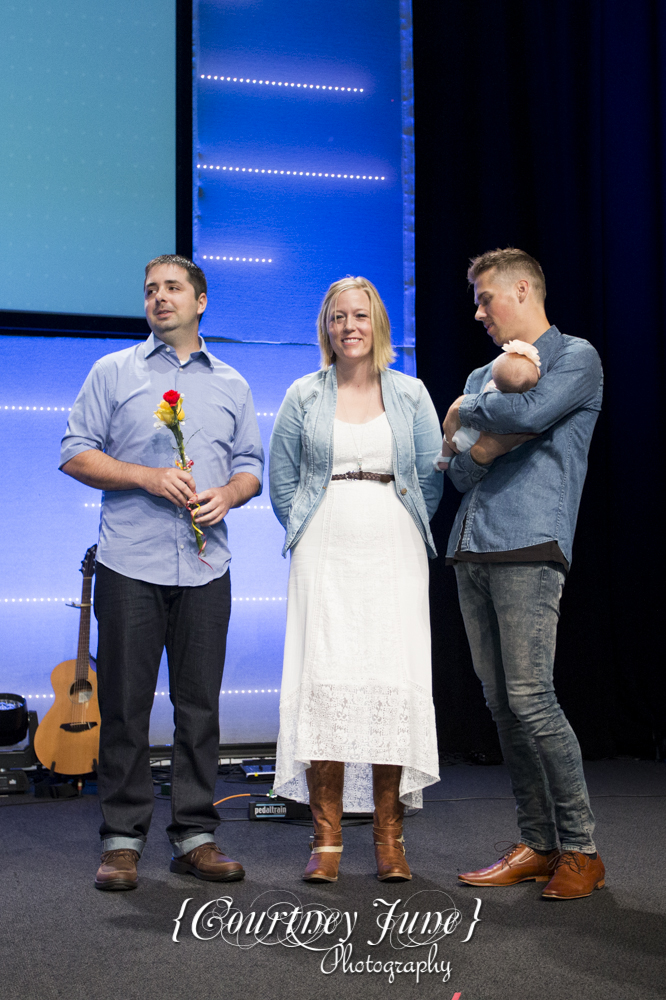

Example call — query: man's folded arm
[62,449,197,506]
[459,344,602,436]
[447,449,492,493]
[62,449,153,491]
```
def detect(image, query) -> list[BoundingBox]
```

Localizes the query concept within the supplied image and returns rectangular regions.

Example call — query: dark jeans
[94,562,231,856]
[455,561,596,853]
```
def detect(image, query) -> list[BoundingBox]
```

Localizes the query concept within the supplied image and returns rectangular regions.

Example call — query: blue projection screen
[0,1,175,318]
[0,0,413,749]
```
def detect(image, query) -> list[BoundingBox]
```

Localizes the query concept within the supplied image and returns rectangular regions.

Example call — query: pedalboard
[248,795,311,821]
[241,759,276,781]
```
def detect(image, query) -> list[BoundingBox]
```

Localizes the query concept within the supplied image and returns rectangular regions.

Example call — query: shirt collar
[532,325,560,351]
[143,331,213,366]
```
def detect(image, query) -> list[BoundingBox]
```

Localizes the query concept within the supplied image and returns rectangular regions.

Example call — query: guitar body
[34,660,101,775]
[34,545,101,776]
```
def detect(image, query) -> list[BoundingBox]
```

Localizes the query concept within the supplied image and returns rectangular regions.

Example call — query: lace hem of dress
[274,682,440,812]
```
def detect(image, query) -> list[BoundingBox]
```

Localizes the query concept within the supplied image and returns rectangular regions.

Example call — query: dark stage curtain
[413,0,665,761]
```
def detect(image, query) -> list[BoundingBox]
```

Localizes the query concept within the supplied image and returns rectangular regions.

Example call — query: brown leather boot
[303,760,344,882]
[372,764,412,881]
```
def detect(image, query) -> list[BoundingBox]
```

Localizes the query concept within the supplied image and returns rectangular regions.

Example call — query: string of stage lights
[199,163,386,181]
[81,503,275,509]
[200,74,365,93]
[80,505,278,518]
[201,254,273,262]
[1,596,286,603]
[3,406,276,415]
[20,689,280,700]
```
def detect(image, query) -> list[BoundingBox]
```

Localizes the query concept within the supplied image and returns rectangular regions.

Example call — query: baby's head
[491,341,541,394]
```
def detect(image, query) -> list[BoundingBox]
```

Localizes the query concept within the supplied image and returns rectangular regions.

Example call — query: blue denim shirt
[270,366,443,558]
[446,326,603,567]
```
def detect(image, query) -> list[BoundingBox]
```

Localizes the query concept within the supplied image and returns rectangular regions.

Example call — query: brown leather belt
[329,471,395,483]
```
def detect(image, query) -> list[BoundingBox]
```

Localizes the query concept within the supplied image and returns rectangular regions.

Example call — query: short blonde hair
[317,276,395,372]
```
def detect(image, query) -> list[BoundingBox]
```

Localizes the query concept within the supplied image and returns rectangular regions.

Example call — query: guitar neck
[75,576,93,681]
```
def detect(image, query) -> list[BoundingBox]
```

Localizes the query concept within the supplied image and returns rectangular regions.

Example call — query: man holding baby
[442,248,605,900]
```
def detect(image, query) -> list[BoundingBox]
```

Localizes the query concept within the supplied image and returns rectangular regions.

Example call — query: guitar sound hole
[69,679,93,704]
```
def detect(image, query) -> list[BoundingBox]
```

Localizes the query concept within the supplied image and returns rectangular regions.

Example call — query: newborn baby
[435,340,541,468]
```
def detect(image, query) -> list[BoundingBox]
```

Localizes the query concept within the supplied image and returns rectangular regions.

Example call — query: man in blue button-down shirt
[60,256,264,890]
[441,249,605,901]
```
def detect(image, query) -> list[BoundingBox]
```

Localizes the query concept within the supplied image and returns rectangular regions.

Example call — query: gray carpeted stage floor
[1,760,664,1000]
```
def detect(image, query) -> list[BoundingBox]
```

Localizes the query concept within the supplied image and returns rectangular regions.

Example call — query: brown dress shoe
[170,842,245,881]
[458,843,559,886]
[542,851,605,899]
[94,849,139,891]
[372,764,412,882]
[303,760,345,882]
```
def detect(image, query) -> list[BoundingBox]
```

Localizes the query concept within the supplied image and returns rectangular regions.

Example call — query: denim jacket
[446,326,603,567]
[270,366,443,558]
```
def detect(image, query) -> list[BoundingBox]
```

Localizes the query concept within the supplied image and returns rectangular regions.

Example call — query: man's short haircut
[317,275,395,373]
[467,247,546,302]
[144,254,207,300]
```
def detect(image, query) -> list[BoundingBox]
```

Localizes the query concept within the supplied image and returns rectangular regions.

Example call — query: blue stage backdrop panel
[0,1,413,750]
[0,1,175,318]
[0,336,316,745]
[194,0,414,370]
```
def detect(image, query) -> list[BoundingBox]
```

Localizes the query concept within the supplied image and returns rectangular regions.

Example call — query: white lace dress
[273,413,439,811]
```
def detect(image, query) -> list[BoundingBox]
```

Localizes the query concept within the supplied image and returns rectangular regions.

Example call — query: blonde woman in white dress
[269,277,443,882]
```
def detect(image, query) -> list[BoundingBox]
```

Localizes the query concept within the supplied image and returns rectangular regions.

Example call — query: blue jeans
[94,563,231,858]
[455,561,596,853]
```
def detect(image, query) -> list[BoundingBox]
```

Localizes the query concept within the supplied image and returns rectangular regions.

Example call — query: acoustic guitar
[34,545,101,775]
